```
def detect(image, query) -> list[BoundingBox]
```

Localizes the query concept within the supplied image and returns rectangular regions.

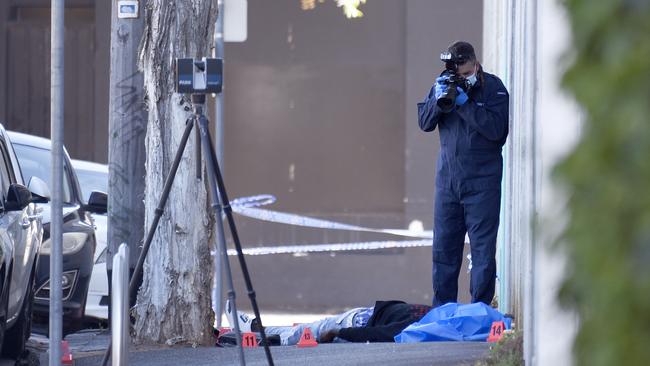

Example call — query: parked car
[0,125,44,358]
[71,159,108,321]
[7,131,107,334]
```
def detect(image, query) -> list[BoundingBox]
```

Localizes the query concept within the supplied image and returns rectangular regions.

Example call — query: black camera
[436,51,470,113]
[176,58,223,94]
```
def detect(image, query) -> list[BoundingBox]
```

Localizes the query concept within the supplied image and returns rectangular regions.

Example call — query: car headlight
[40,232,89,255]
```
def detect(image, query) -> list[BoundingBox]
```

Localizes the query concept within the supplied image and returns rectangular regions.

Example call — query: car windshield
[75,168,107,202]
[12,143,73,203]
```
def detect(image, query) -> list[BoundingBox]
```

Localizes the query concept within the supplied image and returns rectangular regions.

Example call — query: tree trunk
[134,0,217,345]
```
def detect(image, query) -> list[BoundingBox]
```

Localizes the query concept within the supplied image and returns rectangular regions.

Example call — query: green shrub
[557,1,650,365]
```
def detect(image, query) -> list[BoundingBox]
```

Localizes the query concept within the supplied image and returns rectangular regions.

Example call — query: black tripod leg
[195,122,202,179]
[101,117,196,366]
[198,117,275,366]
[129,117,196,300]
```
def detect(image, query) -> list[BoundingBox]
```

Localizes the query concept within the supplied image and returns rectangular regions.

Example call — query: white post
[112,244,130,366]
[50,0,65,364]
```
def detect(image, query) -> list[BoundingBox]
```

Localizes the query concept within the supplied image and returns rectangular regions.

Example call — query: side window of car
[0,164,7,203]
[0,142,14,202]
[60,162,75,204]
[5,136,24,186]
[63,163,77,203]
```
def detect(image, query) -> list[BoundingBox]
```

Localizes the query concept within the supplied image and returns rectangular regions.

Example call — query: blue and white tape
[212,196,473,284]
[222,239,432,256]
[215,194,439,256]
[230,195,433,239]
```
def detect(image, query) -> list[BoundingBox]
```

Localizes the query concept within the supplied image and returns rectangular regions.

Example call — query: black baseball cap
[446,41,476,65]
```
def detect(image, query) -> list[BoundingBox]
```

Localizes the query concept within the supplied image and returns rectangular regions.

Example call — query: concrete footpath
[22,330,491,366]
[19,331,490,366]
[72,342,490,366]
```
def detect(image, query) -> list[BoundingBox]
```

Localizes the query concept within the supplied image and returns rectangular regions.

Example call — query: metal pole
[215,0,225,167]
[112,244,130,366]
[50,0,65,364]
[213,0,225,329]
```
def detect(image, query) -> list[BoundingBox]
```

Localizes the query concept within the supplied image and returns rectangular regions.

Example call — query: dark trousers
[432,184,501,307]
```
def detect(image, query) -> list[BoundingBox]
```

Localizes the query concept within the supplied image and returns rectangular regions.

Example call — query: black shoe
[251,318,261,332]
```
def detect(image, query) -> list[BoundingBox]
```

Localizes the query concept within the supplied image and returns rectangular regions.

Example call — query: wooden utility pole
[107,1,147,285]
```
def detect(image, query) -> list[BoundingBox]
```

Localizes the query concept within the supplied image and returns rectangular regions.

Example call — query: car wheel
[2,273,34,359]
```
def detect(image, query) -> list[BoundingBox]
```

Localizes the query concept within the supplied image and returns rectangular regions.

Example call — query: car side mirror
[28,176,51,203]
[86,190,107,214]
[5,183,32,211]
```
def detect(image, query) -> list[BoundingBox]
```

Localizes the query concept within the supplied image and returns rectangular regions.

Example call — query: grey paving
[72,342,490,366]
[2,330,491,365]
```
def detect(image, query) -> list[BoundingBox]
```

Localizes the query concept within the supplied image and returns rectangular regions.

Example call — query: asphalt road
[72,342,490,366]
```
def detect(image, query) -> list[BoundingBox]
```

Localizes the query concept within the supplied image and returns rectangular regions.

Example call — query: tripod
[101,94,274,366]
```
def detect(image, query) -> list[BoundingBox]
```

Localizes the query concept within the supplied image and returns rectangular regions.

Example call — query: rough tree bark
[134,1,217,345]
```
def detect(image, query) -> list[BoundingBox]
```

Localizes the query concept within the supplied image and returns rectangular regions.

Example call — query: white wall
[484,0,581,364]
[533,0,581,364]
[483,0,537,333]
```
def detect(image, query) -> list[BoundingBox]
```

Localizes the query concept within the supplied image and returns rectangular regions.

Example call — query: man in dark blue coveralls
[418,41,509,307]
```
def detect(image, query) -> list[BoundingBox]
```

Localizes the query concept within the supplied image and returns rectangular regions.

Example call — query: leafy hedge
[557,1,650,365]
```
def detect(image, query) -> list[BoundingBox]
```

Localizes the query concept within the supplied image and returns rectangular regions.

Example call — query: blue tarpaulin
[394,302,511,343]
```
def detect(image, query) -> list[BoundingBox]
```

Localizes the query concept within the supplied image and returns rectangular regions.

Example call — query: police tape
[230,195,434,240]
[216,195,436,256]
[230,195,277,208]
[222,239,432,256]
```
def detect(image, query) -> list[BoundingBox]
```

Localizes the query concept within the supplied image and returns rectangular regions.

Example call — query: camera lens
[437,76,458,113]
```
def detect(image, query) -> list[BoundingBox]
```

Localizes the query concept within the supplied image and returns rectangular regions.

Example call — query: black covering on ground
[338,301,432,343]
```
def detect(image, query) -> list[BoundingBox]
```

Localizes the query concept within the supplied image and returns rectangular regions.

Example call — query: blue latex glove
[455,87,468,106]
[434,76,449,100]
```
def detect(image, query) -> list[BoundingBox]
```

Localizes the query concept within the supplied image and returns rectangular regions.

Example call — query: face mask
[465,64,478,86]
[466,73,477,86]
